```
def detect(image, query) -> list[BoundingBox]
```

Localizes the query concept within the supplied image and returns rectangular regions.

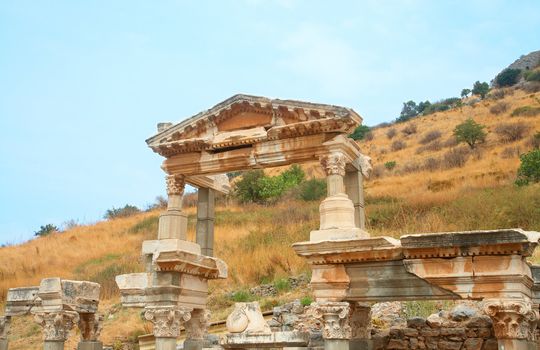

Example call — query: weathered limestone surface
[5,286,39,316]
[0,316,10,350]
[226,302,271,334]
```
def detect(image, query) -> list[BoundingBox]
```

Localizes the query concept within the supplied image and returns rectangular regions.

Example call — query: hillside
[1,85,540,349]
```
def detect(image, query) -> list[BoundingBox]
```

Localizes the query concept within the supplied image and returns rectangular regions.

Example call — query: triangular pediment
[147,94,362,157]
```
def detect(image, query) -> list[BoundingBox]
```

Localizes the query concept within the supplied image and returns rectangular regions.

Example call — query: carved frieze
[320,153,347,177]
[34,311,79,342]
[77,313,102,341]
[144,306,192,338]
[312,301,352,340]
[166,175,185,196]
[483,299,539,340]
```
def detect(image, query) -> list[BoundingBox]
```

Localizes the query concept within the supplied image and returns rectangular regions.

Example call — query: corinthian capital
[483,299,539,340]
[320,153,347,177]
[0,316,10,340]
[185,308,211,340]
[77,313,103,341]
[312,301,352,340]
[166,174,185,196]
[144,306,192,338]
[34,311,79,342]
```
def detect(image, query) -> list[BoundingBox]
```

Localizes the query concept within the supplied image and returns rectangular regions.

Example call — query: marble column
[313,301,352,350]
[77,313,103,350]
[196,187,215,257]
[483,299,539,350]
[0,316,10,350]
[349,303,372,350]
[34,311,79,350]
[158,174,188,240]
[184,308,211,350]
[144,306,192,350]
[344,168,365,230]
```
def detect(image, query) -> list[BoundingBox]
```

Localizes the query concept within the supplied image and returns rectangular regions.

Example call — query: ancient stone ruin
[3,94,540,350]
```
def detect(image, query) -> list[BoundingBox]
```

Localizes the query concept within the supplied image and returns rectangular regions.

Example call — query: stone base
[497,339,537,350]
[78,341,103,350]
[0,339,8,350]
[155,337,177,350]
[184,339,204,350]
[44,340,65,350]
[220,331,310,349]
[310,228,369,242]
[324,339,349,350]
[350,339,373,350]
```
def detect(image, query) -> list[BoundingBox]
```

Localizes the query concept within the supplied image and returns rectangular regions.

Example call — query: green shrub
[511,106,540,117]
[300,296,313,306]
[453,118,487,149]
[515,149,540,186]
[495,68,521,87]
[297,179,327,201]
[349,125,371,140]
[230,290,255,302]
[384,161,397,170]
[34,224,59,237]
[104,204,140,220]
[524,70,540,82]
[129,215,159,234]
[273,278,291,293]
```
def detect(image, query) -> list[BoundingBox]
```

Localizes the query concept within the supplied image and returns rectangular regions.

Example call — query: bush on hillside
[364,131,374,141]
[401,124,417,136]
[416,140,442,154]
[442,147,470,169]
[515,149,540,186]
[489,102,509,115]
[422,98,462,115]
[529,132,540,150]
[472,81,490,99]
[104,204,141,220]
[391,140,407,151]
[461,89,471,98]
[494,122,529,143]
[524,70,540,82]
[349,125,371,141]
[495,68,521,87]
[453,118,487,149]
[396,101,418,122]
[419,130,442,145]
[423,157,441,172]
[384,161,397,170]
[34,224,60,237]
[522,82,540,93]
[386,128,397,139]
[511,106,540,117]
[297,179,326,201]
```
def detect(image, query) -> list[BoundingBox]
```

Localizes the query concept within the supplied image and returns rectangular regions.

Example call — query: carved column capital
[320,153,347,177]
[483,299,539,340]
[313,301,352,340]
[144,306,192,338]
[350,302,372,340]
[0,316,10,340]
[34,311,79,342]
[166,174,186,196]
[185,308,211,340]
[77,313,103,341]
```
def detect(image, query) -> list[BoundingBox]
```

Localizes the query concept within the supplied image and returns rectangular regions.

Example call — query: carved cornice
[483,299,539,340]
[312,301,352,340]
[166,175,185,196]
[320,152,347,177]
[77,313,102,341]
[0,316,10,340]
[34,311,79,342]
[144,306,192,338]
[185,309,211,340]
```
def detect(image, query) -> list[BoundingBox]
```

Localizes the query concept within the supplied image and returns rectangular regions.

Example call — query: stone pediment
[146,94,362,158]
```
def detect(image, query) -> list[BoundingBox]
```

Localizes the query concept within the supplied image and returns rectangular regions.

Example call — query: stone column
[158,174,188,240]
[77,313,103,350]
[483,299,539,350]
[349,303,372,350]
[196,188,215,257]
[313,301,352,350]
[144,306,192,350]
[184,308,211,350]
[344,168,365,230]
[0,316,10,350]
[311,152,367,241]
[34,311,79,350]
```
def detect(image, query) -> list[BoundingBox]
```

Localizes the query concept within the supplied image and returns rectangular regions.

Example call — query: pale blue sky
[0,0,539,243]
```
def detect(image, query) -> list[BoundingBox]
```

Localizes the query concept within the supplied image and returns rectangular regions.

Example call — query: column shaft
[344,170,365,230]
[0,339,7,350]
[43,341,64,350]
[196,188,215,257]
[155,338,177,350]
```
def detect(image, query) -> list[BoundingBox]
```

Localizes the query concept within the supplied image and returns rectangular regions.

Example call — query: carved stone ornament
[483,299,539,340]
[166,174,185,196]
[312,301,352,340]
[350,302,372,339]
[77,313,103,341]
[144,306,192,338]
[34,311,79,342]
[0,316,10,340]
[320,153,347,177]
[185,308,211,340]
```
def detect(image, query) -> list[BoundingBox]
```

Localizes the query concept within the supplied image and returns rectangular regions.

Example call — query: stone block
[115,273,149,307]
[386,339,407,349]
[439,327,465,338]
[5,286,39,316]
[437,340,462,350]
[407,317,426,329]
[482,339,498,350]
[78,341,103,350]
[465,316,492,328]
[220,331,310,348]
[463,338,483,350]
[142,239,201,257]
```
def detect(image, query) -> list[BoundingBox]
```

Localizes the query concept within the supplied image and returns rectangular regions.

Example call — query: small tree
[515,149,540,186]
[349,125,371,141]
[495,68,521,87]
[34,224,59,237]
[104,204,141,220]
[472,81,490,99]
[453,118,487,149]
[396,101,418,122]
[461,89,471,98]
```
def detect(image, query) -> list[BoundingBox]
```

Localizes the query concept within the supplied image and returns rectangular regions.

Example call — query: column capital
[185,309,211,340]
[166,174,186,196]
[312,301,352,340]
[483,299,539,340]
[320,153,347,177]
[77,313,103,341]
[0,316,10,340]
[34,311,79,342]
[144,306,192,338]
